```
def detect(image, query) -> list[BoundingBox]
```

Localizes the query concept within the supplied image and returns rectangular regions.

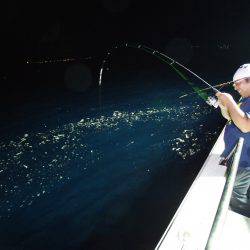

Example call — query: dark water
[0,63,225,250]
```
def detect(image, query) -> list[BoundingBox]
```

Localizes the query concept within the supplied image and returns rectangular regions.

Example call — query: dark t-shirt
[221,97,250,169]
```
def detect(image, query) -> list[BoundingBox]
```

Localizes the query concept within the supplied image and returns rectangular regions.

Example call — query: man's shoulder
[240,97,250,111]
[241,97,250,103]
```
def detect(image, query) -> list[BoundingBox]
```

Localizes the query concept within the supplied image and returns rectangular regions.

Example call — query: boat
[155,128,250,250]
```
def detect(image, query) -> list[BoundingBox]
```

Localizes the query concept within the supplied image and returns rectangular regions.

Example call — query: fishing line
[98,43,220,108]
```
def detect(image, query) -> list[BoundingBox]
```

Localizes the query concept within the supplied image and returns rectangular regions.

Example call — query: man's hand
[215,92,234,107]
[216,92,250,132]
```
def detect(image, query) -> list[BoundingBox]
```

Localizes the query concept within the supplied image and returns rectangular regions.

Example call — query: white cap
[233,64,250,81]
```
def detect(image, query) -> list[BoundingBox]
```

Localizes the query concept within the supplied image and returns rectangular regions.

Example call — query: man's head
[233,64,250,97]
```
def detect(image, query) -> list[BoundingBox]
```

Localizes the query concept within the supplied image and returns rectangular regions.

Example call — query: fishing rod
[179,76,249,99]
[99,43,220,108]
[139,44,219,93]
[179,80,235,98]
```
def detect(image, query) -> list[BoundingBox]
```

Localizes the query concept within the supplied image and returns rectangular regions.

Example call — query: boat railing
[205,137,244,250]
[155,129,246,250]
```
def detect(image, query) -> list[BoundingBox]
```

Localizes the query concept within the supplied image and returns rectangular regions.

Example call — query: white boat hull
[155,128,250,249]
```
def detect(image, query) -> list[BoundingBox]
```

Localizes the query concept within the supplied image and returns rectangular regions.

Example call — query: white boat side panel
[218,210,250,250]
[156,129,227,250]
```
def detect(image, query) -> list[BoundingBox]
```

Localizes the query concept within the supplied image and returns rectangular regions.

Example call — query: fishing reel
[206,96,219,108]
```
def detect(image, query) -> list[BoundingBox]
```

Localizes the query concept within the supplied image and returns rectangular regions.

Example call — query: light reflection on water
[0,99,220,249]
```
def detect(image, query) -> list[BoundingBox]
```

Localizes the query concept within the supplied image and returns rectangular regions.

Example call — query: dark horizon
[2,0,250,58]
[1,0,250,112]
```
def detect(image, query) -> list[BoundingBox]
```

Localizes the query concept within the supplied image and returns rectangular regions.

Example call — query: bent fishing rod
[179,80,234,98]
[179,76,249,99]
[99,43,220,108]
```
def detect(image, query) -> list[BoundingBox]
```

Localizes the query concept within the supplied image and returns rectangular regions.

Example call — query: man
[216,64,250,217]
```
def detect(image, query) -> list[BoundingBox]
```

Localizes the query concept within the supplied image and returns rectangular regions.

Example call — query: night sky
[2,0,250,59]
[1,0,250,103]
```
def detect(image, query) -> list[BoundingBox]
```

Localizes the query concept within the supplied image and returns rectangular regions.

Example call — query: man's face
[233,78,250,97]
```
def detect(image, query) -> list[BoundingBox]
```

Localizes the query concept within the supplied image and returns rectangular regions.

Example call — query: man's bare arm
[216,92,250,133]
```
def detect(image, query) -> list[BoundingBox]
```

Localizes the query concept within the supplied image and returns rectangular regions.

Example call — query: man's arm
[216,92,250,133]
